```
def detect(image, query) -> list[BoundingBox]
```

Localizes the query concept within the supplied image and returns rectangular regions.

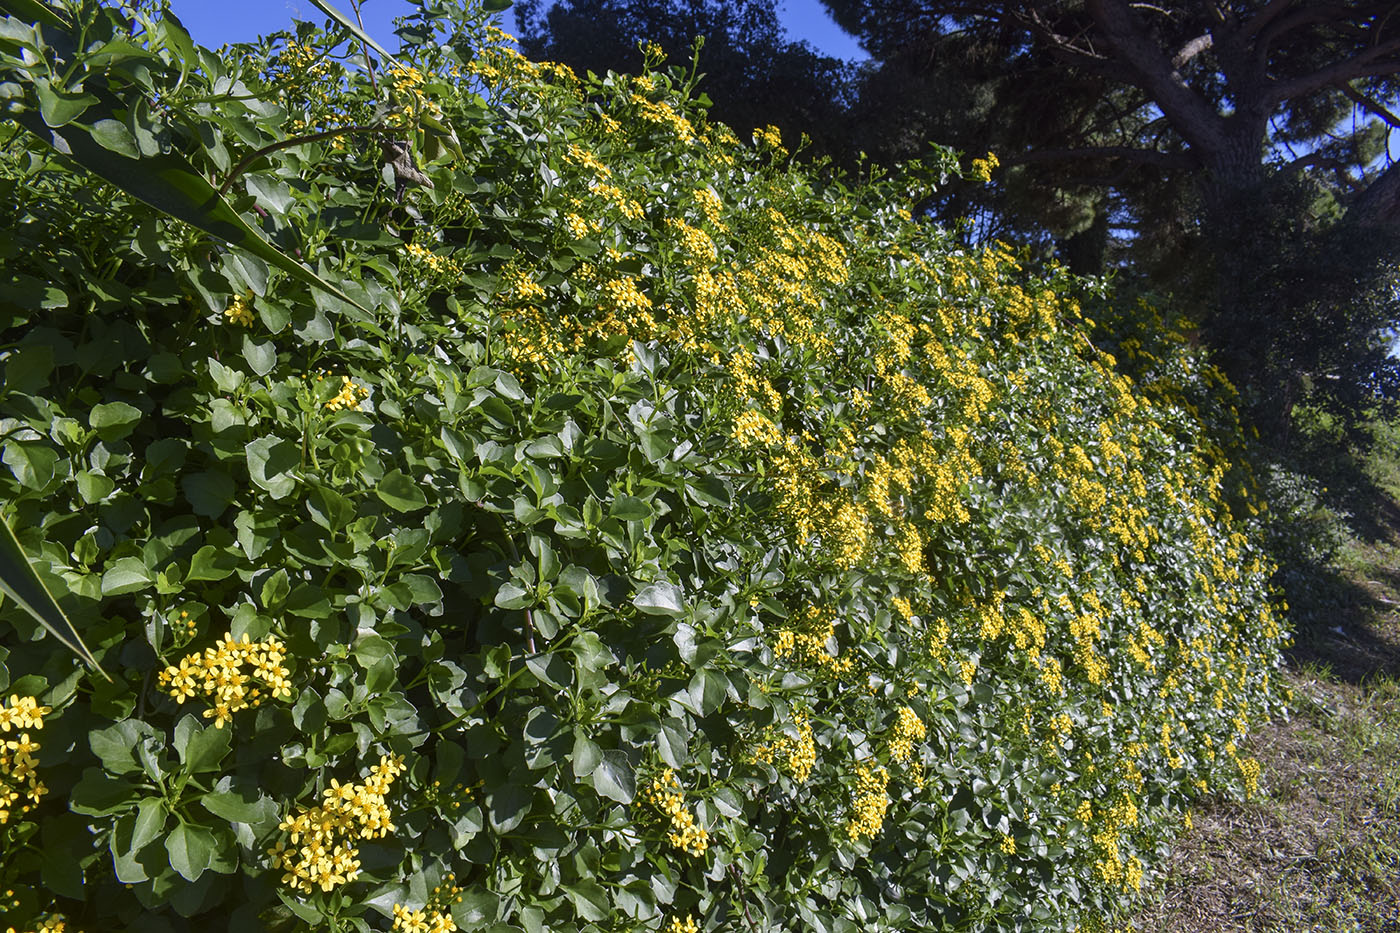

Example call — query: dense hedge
[0,2,1287,931]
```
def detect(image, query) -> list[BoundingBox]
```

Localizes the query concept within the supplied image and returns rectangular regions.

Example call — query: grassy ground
[1136,416,1400,931]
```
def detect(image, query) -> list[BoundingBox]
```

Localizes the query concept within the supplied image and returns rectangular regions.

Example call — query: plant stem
[217,125,391,197]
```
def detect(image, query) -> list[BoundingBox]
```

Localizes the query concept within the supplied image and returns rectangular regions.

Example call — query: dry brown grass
[1136,436,1400,932]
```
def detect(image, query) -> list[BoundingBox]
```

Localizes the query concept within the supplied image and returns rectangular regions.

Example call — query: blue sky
[166,0,867,60]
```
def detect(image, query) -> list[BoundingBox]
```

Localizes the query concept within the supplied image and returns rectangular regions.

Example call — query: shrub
[0,2,1287,931]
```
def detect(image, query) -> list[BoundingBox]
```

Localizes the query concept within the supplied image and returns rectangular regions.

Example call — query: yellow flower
[638,769,709,856]
[968,151,999,182]
[325,375,370,412]
[157,633,291,728]
[223,294,255,328]
[270,755,404,893]
[846,762,889,840]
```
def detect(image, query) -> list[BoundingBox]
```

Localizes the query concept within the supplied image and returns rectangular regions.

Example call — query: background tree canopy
[515,0,857,159]
[822,0,1400,432]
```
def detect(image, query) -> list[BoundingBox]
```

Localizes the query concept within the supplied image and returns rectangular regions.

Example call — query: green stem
[217,124,391,198]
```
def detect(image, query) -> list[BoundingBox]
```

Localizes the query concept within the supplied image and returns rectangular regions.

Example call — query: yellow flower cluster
[772,605,854,677]
[693,187,725,229]
[223,294,255,328]
[665,218,718,263]
[5,918,73,933]
[846,762,889,840]
[269,754,404,893]
[157,633,292,729]
[404,242,463,281]
[391,874,463,933]
[630,93,695,141]
[750,710,816,782]
[392,906,456,933]
[666,916,699,933]
[753,125,784,152]
[325,375,370,412]
[507,267,547,303]
[386,63,442,127]
[562,213,594,239]
[638,769,708,857]
[1090,793,1141,891]
[0,695,49,824]
[172,607,198,643]
[968,151,999,182]
[601,275,653,312]
[888,705,926,764]
[565,144,610,178]
[464,29,545,93]
[731,410,784,448]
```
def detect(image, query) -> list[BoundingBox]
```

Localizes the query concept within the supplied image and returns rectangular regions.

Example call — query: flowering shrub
[0,1,1288,931]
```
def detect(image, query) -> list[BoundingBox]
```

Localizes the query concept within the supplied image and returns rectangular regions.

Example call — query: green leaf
[101,557,152,596]
[565,880,609,923]
[689,669,728,716]
[591,750,634,803]
[201,789,276,824]
[483,0,513,11]
[610,495,652,520]
[2,443,56,490]
[166,823,214,882]
[245,436,299,499]
[658,718,687,769]
[633,581,684,617]
[186,544,239,582]
[494,582,531,610]
[260,568,290,610]
[89,720,156,775]
[245,174,293,214]
[306,486,353,530]
[89,118,139,158]
[375,470,427,512]
[11,101,372,314]
[131,797,166,851]
[525,652,572,688]
[182,471,235,517]
[181,720,232,773]
[34,81,96,127]
[89,401,142,440]
[0,0,72,30]
[75,470,115,504]
[686,475,732,508]
[571,732,602,778]
[486,783,532,833]
[69,768,139,815]
[241,335,276,376]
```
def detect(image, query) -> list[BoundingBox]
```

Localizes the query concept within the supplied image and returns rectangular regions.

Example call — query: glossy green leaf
[166,823,214,882]
[0,513,102,670]
[9,105,372,313]
[375,469,427,512]
[101,557,152,596]
[201,789,276,824]
[591,750,634,804]
[633,581,684,617]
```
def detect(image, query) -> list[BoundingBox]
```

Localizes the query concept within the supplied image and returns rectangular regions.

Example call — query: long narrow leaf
[15,108,372,316]
[307,0,401,67]
[0,0,69,31]
[0,510,103,674]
